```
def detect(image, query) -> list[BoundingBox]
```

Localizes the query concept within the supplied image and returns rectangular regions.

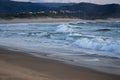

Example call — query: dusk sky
[11,0,120,4]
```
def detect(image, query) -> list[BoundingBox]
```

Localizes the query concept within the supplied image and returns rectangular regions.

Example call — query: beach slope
[0,48,120,80]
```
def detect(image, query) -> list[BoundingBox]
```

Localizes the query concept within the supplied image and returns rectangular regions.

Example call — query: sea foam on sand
[0,21,120,75]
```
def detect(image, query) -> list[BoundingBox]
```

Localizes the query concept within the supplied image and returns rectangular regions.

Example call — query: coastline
[0,18,120,80]
[0,18,120,24]
[0,18,80,24]
[0,47,120,80]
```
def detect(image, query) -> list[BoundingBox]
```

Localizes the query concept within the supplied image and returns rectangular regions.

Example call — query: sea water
[0,21,120,74]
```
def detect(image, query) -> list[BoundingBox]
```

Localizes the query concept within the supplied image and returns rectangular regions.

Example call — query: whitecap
[84,58,100,62]
[74,37,120,53]
[56,24,74,33]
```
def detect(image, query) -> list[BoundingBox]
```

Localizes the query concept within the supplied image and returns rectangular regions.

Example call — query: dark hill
[0,0,49,13]
[39,3,74,8]
[58,3,120,19]
[0,1,120,19]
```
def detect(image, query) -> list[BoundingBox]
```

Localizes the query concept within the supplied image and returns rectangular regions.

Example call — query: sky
[11,0,120,4]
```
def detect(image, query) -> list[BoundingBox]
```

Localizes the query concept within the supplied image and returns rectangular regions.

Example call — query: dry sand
[0,18,120,24]
[0,48,120,80]
[0,18,80,24]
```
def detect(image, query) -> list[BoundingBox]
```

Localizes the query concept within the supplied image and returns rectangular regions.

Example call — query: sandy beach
[0,18,80,24]
[0,0,120,79]
[0,18,120,80]
[0,48,120,80]
[0,18,120,24]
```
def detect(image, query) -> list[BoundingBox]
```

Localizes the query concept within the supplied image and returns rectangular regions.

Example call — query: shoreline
[0,47,120,80]
[0,18,80,24]
[0,18,120,24]
[0,18,120,80]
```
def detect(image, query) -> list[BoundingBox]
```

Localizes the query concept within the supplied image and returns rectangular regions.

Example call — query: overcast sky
[11,0,120,4]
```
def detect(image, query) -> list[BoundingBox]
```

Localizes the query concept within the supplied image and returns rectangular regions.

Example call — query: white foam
[74,37,120,53]
[84,58,100,62]
[0,22,120,57]
[68,33,82,36]
[56,24,73,33]
[0,22,120,75]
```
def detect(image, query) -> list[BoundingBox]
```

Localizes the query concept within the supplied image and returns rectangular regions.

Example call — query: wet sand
[0,48,120,80]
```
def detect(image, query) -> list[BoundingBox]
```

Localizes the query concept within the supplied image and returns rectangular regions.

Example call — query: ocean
[0,21,120,74]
